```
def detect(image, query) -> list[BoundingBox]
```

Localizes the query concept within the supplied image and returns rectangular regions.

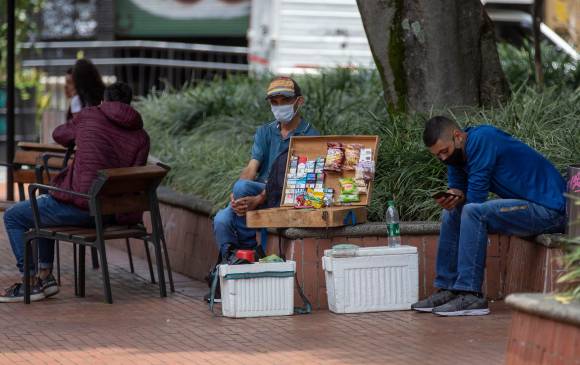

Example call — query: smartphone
[431,191,461,200]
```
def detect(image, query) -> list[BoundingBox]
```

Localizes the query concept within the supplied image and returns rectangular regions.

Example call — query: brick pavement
[0,218,511,365]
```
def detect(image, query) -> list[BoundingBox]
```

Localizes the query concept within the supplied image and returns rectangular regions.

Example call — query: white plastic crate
[219,261,295,318]
[322,245,418,313]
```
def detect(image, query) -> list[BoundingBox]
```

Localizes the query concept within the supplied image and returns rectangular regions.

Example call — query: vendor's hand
[231,194,262,216]
[436,189,465,210]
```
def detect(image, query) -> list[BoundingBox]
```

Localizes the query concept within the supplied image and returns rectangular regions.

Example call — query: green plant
[137,66,579,221]
[556,195,580,303]
[498,41,580,91]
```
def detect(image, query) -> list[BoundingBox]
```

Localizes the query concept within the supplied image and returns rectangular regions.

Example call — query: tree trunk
[533,0,544,90]
[356,0,510,114]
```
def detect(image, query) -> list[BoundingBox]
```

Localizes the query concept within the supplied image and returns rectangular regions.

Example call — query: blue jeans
[213,179,265,256]
[4,195,93,275]
[435,199,566,294]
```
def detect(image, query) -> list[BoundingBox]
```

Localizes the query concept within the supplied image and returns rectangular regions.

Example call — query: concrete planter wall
[111,187,567,310]
[505,294,580,364]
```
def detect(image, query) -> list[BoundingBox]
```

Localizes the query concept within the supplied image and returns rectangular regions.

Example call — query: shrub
[137,45,579,222]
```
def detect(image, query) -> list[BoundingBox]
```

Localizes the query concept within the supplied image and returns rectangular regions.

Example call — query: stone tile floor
[0,221,511,365]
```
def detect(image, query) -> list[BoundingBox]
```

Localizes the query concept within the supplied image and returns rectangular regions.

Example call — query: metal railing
[21,40,249,96]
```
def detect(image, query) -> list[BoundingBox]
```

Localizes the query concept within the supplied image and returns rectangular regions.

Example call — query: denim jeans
[213,179,265,256]
[4,195,93,275]
[435,199,566,294]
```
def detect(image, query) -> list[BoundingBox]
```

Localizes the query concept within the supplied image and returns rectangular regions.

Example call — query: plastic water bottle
[386,200,401,247]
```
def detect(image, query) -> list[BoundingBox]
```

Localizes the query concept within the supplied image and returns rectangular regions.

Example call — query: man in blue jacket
[213,77,319,262]
[412,116,566,316]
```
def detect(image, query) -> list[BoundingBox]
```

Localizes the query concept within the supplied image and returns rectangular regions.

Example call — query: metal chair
[23,164,172,304]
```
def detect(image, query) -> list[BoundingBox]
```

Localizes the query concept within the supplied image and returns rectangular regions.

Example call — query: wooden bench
[23,164,172,304]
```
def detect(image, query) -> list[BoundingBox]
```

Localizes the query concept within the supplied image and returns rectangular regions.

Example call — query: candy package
[294,189,325,209]
[343,144,363,170]
[323,142,344,172]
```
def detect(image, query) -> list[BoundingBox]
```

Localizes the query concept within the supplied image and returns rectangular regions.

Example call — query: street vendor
[212,76,320,262]
[412,116,566,316]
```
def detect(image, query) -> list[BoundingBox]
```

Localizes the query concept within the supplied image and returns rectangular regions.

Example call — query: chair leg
[96,241,113,304]
[79,245,86,298]
[91,247,99,269]
[161,236,175,293]
[24,239,32,304]
[73,245,78,297]
[125,238,135,273]
[143,239,156,284]
[151,234,167,298]
[56,240,61,286]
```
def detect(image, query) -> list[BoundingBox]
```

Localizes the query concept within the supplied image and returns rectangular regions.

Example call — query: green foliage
[138,43,579,221]
[498,41,580,91]
[557,196,580,303]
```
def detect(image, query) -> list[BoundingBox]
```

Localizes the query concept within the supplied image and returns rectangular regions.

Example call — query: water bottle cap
[387,200,395,206]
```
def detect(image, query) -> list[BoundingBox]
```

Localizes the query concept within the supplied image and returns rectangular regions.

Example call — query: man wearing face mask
[212,77,319,264]
[411,116,566,316]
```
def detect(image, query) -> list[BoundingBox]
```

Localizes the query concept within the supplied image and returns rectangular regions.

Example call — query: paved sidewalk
[0,219,511,365]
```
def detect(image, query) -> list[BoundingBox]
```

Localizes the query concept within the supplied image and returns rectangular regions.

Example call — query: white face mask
[271,101,298,124]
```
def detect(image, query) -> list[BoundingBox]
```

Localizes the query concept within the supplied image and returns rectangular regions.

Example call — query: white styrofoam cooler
[322,246,418,313]
[219,261,295,318]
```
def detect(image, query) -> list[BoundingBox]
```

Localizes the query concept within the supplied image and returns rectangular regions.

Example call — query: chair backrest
[88,164,169,216]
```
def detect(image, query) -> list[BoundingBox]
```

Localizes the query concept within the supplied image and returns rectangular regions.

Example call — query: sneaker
[432,293,490,316]
[204,291,221,303]
[0,283,46,303]
[38,274,59,298]
[411,290,457,312]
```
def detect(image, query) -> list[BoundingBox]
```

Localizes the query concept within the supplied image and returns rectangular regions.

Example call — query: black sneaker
[411,290,457,312]
[38,274,59,298]
[432,293,490,316]
[0,283,46,303]
[204,291,221,303]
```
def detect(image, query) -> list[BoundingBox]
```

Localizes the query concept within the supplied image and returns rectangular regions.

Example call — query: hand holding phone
[432,189,464,210]
[431,191,461,200]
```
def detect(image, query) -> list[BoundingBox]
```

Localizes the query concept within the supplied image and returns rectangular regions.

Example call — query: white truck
[247,0,578,75]
[247,0,374,74]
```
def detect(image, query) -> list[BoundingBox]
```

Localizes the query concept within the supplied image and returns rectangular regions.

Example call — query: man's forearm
[239,166,256,180]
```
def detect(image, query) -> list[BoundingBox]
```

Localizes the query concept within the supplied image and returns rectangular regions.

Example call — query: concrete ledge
[156,186,564,247]
[506,293,580,327]
[534,233,567,248]
[280,221,441,239]
[157,186,213,216]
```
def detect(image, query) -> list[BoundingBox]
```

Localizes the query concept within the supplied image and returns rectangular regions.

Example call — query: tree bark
[356,0,510,114]
[533,0,544,90]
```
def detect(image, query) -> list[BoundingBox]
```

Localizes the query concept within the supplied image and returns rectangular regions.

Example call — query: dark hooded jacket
[51,101,150,213]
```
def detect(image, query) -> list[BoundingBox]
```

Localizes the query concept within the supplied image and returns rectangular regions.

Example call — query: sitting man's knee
[213,208,231,227]
[462,203,485,218]
[232,179,263,200]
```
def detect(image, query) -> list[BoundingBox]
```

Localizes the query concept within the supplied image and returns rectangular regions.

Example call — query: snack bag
[339,177,357,195]
[338,194,360,203]
[343,144,363,170]
[323,142,344,172]
[305,189,325,209]
[338,178,360,203]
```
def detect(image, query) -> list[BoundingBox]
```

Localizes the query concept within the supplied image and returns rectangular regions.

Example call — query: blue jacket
[448,125,566,212]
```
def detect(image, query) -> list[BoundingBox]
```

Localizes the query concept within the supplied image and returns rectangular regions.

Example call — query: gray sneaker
[432,293,490,316]
[38,274,59,298]
[411,290,457,312]
[0,283,46,303]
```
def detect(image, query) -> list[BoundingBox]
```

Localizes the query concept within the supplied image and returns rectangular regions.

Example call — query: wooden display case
[247,135,379,228]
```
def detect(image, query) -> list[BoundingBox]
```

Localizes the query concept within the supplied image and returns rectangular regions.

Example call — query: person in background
[411,116,566,316]
[0,82,150,303]
[71,58,105,111]
[64,68,81,121]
